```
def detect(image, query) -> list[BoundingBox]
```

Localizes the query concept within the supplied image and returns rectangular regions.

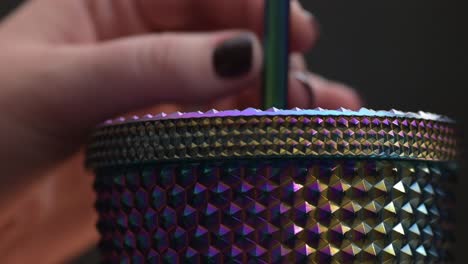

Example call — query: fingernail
[293,0,315,20]
[294,71,315,108]
[214,33,253,79]
[306,11,321,37]
[292,1,320,50]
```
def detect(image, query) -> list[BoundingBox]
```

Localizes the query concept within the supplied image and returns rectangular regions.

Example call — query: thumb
[50,31,262,127]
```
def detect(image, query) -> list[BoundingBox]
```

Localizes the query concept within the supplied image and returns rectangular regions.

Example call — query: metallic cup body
[87,109,456,263]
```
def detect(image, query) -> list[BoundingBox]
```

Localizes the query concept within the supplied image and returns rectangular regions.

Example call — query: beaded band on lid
[86,108,457,169]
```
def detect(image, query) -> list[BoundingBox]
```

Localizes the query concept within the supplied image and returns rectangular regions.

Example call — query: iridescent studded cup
[86,108,457,263]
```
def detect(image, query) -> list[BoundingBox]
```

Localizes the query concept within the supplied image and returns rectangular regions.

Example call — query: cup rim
[100,108,455,127]
[86,108,457,169]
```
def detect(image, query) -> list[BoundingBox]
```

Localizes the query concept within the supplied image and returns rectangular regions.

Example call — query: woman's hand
[0,0,361,262]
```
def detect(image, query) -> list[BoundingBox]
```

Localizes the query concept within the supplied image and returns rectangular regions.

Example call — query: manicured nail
[294,71,316,107]
[213,34,253,78]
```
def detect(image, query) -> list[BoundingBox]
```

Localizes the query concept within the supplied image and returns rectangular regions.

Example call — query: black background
[1,0,466,262]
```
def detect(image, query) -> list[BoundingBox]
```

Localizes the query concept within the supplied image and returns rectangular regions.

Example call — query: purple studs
[143,209,157,231]
[93,157,454,262]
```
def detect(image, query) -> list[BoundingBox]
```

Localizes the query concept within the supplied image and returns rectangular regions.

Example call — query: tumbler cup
[86,108,456,263]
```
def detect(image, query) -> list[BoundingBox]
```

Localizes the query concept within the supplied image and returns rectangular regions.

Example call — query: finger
[127,104,181,117]
[121,51,304,116]
[210,96,239,110]
[199,54,360,112]
[36,31,263,129]
[136,0,318,51]
[288,54,362,109]
[3,0,319,52]
[231,53,308,109]
[290,53,307,72]
[232,70,362,110]
[289,72,363,110]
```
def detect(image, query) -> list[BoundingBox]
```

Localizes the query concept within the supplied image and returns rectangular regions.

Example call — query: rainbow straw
[263,0,290,109]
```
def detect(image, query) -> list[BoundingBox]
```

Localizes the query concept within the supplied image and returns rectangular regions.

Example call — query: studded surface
[94,159,455,263]
[86,115,457,168]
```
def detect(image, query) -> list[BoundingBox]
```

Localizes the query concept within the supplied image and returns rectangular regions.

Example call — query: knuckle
[138,34,177,83]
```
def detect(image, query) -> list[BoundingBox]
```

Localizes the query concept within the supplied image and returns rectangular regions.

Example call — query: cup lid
[86,108,457,169]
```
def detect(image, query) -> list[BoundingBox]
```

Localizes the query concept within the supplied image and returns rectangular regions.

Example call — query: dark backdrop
[1,0,466,263]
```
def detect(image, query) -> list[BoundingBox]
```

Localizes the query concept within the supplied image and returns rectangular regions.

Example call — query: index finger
[138,0,318,51]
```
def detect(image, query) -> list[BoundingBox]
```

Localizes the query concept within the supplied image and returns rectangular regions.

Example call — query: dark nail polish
[214,34,253,78]
[294,72,315,108]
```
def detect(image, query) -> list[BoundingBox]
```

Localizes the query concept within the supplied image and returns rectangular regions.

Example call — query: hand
[0,0,362,262]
